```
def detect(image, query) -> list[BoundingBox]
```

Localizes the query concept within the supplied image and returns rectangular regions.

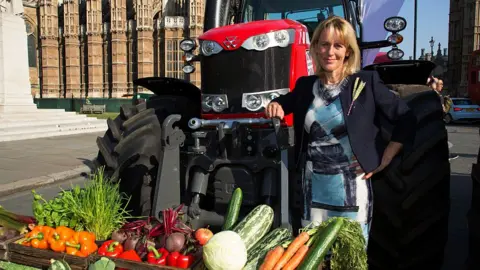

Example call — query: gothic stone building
[448,0,480,97]
[23,0,204,98]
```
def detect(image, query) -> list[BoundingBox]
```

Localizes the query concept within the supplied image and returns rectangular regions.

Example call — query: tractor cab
[239,0,349,38]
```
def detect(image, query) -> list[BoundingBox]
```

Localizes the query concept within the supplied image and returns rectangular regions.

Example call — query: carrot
[282,245,310,270]
[273,231,310,270]
[260,246,285,270]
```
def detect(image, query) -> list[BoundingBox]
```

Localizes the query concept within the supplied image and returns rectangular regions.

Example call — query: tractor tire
[96,105,163,217]
[95,94,200,217]
[467,128,480,269]
[367,87,451,270]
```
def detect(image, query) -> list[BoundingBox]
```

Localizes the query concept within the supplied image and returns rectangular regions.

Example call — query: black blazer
[273,70,416,173]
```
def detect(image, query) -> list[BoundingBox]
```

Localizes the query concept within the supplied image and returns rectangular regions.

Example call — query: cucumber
[222,188,243,231]
[243,227,293,270]
[232,204,274,250]
[297,218,344,270]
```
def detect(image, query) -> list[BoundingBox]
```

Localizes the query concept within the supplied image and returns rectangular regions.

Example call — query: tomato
[195,228,213,246]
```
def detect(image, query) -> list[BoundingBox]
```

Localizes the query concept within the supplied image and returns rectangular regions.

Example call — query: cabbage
[202,230,247,270]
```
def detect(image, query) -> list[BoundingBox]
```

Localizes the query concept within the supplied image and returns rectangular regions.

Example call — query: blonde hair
[310,16,361,80]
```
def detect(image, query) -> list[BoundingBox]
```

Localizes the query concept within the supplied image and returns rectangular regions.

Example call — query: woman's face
[316,27,349,73]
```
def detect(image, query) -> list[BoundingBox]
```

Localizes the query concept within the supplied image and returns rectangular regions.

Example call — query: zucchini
[232,204,274,250]
[297,218,344,270]
[48,259,72,270]
[222,188,243,231]
[243,227,293,270]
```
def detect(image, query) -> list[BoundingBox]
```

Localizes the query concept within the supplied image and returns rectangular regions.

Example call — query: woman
[265,16,416,243]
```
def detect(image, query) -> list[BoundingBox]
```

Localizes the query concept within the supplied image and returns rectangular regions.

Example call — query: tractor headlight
[242,88,289,112]
[274,30,290,47]
[180,39,196,52]
[202,95,213,112]
[387,48,404,60]
[384,16,407,32]
[201,40,223,56]
[182,64,195,74]
[202,94,229,112]
[212,96,228,112]
[242,29,295,51]
[253,34,270,50]
[245,94,264,111]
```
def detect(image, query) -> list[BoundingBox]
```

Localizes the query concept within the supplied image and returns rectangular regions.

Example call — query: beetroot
[165,232,185,253]
[124,234,140,251]
[111,230,128,244]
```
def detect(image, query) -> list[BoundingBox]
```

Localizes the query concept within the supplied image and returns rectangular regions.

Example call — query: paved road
[0,176,87,217]
[0,124,478,269]
[442,124,479,270]
[0,132,102,185]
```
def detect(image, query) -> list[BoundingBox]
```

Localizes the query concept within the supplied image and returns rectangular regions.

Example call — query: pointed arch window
[26,21,37,68]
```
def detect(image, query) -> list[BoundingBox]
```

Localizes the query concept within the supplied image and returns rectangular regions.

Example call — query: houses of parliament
[22,0,204,98]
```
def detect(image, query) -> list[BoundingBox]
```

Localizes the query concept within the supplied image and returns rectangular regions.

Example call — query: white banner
[359,0,406,67]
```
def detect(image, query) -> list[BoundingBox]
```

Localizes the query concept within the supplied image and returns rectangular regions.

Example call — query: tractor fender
[134,77,202,131]
[363,60,436,86]
[133,77,201,102]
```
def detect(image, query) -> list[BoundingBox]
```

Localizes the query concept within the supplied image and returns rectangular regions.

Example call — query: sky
[379,0,450,59]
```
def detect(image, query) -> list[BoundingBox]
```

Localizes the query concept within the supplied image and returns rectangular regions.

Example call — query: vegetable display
[2,175,372,270]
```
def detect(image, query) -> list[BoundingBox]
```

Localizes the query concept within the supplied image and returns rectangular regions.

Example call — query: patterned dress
[301,78,374,244]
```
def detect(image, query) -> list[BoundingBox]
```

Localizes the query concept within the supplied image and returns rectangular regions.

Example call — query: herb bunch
[317,217,368,270]
[32,188,82,231]
[62,167,132,241]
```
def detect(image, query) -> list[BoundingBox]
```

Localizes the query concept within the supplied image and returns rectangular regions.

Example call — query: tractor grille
[201,45,292,114]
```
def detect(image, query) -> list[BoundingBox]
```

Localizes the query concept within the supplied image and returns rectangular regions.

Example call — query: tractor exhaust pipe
[188,117,274,130]
[204,0,232,32]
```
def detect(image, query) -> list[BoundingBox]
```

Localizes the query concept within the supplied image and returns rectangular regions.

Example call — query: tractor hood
[133,77,201,99]
[363,60,436,85]
[199,19,305,51]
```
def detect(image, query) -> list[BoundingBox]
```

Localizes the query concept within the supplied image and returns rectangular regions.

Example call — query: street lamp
[429,36,435,56]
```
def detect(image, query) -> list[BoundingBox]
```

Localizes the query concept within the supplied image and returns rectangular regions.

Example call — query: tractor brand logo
[223,36,238,49]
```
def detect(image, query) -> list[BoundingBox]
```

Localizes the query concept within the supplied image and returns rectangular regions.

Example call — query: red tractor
[96,0,451,269]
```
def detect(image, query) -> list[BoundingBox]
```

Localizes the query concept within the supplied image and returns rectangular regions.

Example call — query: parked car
[444,97,480,124]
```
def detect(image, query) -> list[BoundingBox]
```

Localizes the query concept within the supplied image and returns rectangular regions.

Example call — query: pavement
[0,132,103,197]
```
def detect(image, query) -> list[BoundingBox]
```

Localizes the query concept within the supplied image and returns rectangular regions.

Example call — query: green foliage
[32,167,132,241]
[316,217,368,270]
[61,167,132,240]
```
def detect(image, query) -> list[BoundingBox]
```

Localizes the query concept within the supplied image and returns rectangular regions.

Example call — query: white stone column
[0,12,36,113]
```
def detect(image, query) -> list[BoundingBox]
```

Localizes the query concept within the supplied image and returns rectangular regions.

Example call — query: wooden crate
[0,236,23,261]
[7,242,93,270]
[91,254,205,270]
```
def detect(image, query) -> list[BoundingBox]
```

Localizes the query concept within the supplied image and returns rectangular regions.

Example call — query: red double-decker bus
[467,49,480,105]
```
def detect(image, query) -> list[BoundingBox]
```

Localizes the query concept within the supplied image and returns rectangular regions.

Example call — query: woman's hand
[363,141,403,179]
[265,102,285,119]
